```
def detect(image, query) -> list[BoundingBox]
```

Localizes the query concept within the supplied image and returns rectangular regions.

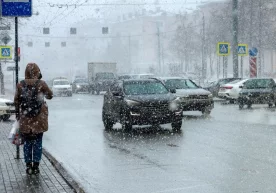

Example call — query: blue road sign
[1,0,32,17]
[217,42,230,56]
[2,48,10,56]
[238,44,248,56]
[249,47,258,57]
[0,46,12,59]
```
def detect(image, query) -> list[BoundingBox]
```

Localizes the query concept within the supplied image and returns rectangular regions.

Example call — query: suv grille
[188,95,208,100]
[141,104,170,114]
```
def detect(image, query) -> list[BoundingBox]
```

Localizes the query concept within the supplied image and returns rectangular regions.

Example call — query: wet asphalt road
[43,94,276,193]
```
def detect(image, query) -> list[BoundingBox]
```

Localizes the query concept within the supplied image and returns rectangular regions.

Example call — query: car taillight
[223,86,233,89]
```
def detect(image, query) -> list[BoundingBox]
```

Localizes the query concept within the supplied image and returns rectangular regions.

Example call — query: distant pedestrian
[14,63,53,175]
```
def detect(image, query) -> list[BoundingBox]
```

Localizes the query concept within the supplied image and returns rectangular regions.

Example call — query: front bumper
[238,95,274,104]
[180,99,214,111]
[130,112,182,125]
[54,89,72,95]
[75,86,89,92]
[0,106,15,115]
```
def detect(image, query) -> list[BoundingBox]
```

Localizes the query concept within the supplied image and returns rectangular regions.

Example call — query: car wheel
[102,111,113,131]
[268,103,273,108]
[172,120,182,132]
[202,108,211,117]
[229,100,235,104]
[247,103,252,109]
[239,103,244,109]
[2,115,10,121]
[121,111,132,132]
[96,90,100,95]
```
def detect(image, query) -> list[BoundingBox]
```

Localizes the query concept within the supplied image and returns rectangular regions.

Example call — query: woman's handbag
[8,121,24,145]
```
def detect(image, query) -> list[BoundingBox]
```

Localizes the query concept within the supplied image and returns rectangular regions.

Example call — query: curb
[42,148,86,193]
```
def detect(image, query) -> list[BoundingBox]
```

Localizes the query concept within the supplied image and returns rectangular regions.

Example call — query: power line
[36,1,208,8]
[45,0,78,26]
[49,0,88,26]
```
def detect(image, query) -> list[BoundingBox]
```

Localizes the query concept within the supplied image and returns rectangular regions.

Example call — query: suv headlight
[208,94,213,98]
[125,99,140,107]
[169,97,181,111]
[77,85,81,88]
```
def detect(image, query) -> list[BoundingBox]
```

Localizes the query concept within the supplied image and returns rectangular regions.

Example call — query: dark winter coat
[14,63,53,134]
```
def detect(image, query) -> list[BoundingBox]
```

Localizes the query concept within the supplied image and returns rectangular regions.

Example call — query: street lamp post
[233,0,239,78]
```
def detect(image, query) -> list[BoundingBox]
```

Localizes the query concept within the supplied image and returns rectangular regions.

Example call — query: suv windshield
[96,73,115,80]
[164,79,198,89]
[124,81,169,95]
[54,80,70,85]
[244,79,274,89]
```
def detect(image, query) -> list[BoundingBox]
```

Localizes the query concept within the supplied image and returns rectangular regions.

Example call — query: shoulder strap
[34,80,40,87]
[20,80,26,86]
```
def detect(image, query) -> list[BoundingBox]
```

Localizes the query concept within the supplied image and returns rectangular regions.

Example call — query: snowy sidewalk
[0,121,77,193]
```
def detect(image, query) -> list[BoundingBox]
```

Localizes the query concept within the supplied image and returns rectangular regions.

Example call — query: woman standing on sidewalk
[14,63,53,175]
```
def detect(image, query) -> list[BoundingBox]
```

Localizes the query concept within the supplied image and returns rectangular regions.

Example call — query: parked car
[52,79,73,97]
[238,78,276,109]
[102,79,183,132]
[0,97,15,121]
[154,77,214,116]
[218,79,248,102]
[72,78,90,93]
[204,78,242,97]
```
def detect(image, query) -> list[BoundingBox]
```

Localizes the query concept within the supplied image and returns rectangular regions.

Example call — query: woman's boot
[32,162,40,175]
[26,162,32,175]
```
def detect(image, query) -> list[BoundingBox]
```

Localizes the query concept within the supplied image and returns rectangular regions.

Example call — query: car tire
[2,115,10,121]
[96,90,100,95]
[268,103,273,108]
[102,111,113,131]
[229,100,235,104]
[121,111,132,132]
[172,120,182,132]
[239,103,244,109]
[68,92,72,97]
[202,108,211,117]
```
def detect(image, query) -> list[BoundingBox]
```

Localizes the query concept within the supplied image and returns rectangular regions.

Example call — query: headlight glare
[125,99,140,106]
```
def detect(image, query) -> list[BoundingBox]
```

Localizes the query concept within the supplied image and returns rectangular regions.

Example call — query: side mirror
[169,89,176,94]
[113,91,123,97]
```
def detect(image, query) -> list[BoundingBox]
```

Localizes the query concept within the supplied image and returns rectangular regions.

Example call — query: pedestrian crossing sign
[238,44,248,56]
[0,46,12,59]
[217,42,230,56]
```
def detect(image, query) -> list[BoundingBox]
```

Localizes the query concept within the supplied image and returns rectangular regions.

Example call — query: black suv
[238,78,276,109]
[102,79,183,132]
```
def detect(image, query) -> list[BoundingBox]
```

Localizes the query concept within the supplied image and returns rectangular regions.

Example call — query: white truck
[87,62,117,94]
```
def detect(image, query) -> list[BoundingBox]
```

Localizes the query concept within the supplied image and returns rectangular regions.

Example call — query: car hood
[0,98,12,103]
[53,85,71,89]
[126,94,176,104]
[241,88,273,94]
[175,88,211,96]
